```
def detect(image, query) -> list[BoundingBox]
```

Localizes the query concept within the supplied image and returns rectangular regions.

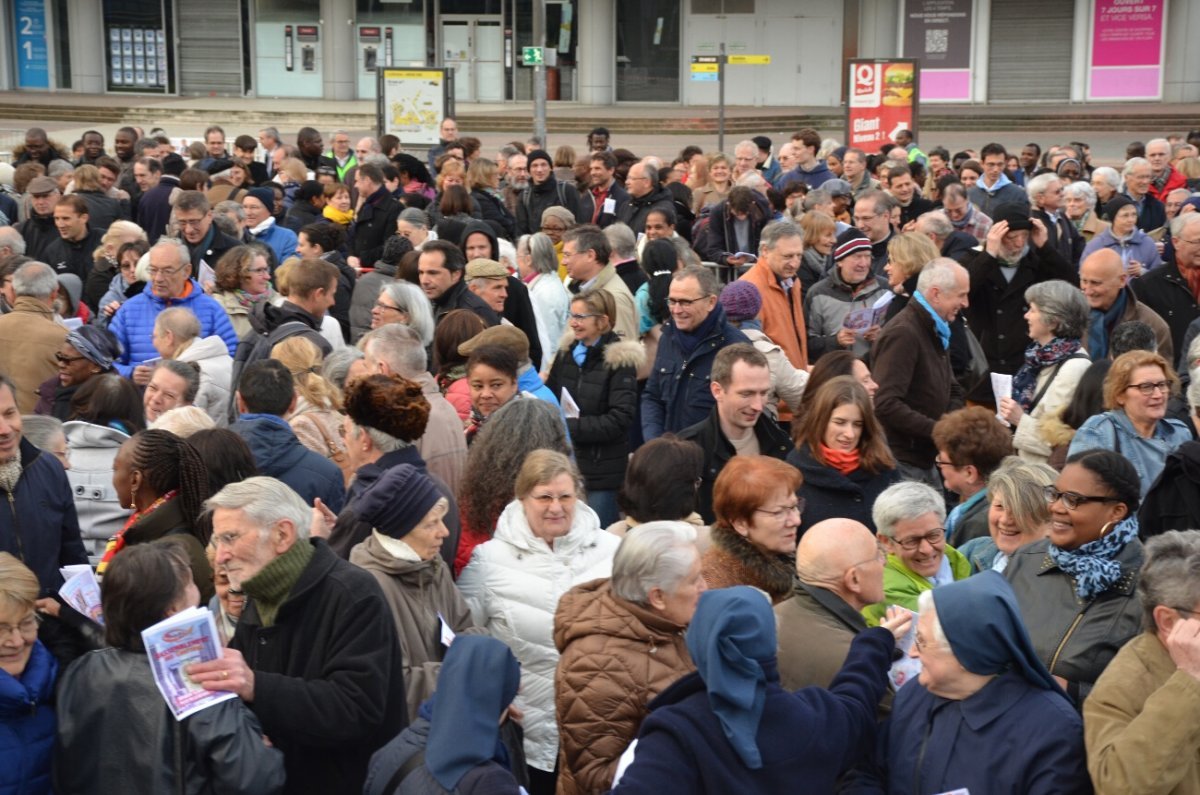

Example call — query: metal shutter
[987,0,1073,102]
[177,0,245,95]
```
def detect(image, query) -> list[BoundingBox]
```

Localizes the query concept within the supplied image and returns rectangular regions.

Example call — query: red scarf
[1183,264,1200,306]
[819,444,861,477]
[97,490,179,575]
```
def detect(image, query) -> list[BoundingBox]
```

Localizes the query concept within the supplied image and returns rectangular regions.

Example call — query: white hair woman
[1063,180,1108,242]
[517,232,569,372]
[554,522,704,795]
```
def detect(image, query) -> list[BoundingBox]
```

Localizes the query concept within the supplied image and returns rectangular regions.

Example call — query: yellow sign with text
[728,55,771,65]
[690,63,719,73]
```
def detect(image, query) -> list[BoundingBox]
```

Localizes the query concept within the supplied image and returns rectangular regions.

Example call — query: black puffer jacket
[515,178,584,236]
[544,332,643,491]
[54,647,285,794]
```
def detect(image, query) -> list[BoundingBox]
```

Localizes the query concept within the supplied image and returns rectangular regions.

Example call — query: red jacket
[1148,165,1187,202]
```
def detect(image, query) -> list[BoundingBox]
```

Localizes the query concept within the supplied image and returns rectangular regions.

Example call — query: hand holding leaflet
[142,607,237,720]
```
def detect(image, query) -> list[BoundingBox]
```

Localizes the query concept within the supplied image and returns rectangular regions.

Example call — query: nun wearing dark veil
[849,571,1092,795]
[612,586,906,795]
[363,635,523,795]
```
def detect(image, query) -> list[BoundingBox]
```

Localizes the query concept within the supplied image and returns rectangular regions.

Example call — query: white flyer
[560,387,581,419]
[141,607,236,720]
[990,373,1013,426]
[59,568,104,625]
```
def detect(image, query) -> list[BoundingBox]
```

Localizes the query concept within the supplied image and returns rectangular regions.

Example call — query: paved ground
[2,92,1198,168]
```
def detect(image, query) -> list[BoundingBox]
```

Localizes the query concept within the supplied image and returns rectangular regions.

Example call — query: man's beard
[509,178,529,191]
[997,243,1030,266]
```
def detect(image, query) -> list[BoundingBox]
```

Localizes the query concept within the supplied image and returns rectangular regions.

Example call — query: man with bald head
[1079,248,1172,361]
[775,518,891,706]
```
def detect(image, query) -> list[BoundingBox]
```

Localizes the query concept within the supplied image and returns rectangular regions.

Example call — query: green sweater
[242,539,315,628]
[862,545,972,626]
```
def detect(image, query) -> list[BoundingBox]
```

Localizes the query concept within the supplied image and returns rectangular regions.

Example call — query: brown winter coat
[700,523,795,605]
[0,297,68,413]
[552,578,693,795]
[349,532,478,721]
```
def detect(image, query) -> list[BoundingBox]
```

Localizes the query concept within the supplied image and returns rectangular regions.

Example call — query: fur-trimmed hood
[12,139,71,163]
[556,330,646,371]
[701,522,796,604]
[1038,410,1077,448]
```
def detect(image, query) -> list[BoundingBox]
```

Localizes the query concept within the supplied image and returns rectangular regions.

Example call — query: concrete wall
[68,0,104,93]
[1162,0,1200,102]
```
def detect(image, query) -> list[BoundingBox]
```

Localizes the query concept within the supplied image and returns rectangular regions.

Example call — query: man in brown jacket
[1080,248,1174,362]
[776,518,893,714]
[872,257,968,485]
[0,262,67,412]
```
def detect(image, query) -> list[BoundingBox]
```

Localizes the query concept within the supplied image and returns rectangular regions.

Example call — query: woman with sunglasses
[1006,449,1145,705]
[1067,350,1191,498]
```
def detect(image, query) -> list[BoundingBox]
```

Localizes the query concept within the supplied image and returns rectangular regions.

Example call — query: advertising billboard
[846,59,920,150]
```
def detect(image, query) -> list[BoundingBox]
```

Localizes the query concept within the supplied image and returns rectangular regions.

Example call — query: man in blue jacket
[109,238,238,381]
[231,359,345,513]
[642,266,748,440]
[0,376,87,596]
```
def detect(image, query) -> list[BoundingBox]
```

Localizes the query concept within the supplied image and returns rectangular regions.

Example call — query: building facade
[2,0,1198,105]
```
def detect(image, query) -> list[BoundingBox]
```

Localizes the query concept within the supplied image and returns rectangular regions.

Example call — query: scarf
[0,458,22,494]
[249,216,276,237]
[1012,337,1082,410]
[465,405,487,445]
[323,205,354,225]
[1048,515,1139,601]
[97,490,179,575]
[241,539,316,628]
[1087,289,1127,358]
[1184,263,1200,304]
[572,340,592,367]
[233,286,276,310]
[819,444,860,476]
[66,329,116,370]
[913,290,950,349]
[676,304,725,357]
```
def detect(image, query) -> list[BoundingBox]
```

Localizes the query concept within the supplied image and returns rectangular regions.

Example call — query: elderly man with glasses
[108,238,238,381]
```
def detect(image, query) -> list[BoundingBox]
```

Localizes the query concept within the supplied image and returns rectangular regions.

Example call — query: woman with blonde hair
[276,157,308,186]
[270,335,351,483]
[958,457,1056,573]
[691,153,732,214]
[70,164,124,231]
[798,211,837,296]
[87,221,146,315]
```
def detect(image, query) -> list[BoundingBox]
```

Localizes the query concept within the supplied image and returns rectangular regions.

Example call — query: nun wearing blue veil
[363,635,523,795]
[848,572,1092,795]
[612,586,902,795]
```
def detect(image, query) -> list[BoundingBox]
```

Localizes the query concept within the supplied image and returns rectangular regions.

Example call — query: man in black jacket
[191,475,404,795]
[349,163,401,270]
[515,149,583,236]
[678,344,790,523]
[296,127,338,176]
[175,190,241,276]
[283,181,326,232]
[419,239,499,326]
[618,161,675,235]
[579,150,629,228]
[43,195,103,281]
[1133,213,1200,358]
[1122,157,1168,233]
[1028,173,1084,268]
[884,163,934,227]
[17,176,62,262]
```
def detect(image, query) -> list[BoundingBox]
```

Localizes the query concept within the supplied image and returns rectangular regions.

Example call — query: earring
[1099,521,1115,538]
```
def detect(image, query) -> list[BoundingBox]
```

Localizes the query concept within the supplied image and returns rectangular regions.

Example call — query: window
[691,0,754,13]
[617,0,680,102]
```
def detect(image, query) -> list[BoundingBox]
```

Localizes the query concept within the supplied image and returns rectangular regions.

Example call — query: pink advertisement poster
[1089,0,1166,100]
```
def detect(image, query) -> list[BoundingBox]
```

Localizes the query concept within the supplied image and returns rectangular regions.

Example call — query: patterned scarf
[97,490,179,576]
[1012,337,1082,410]
[1048,515,1138,601]
[234,287,276,310]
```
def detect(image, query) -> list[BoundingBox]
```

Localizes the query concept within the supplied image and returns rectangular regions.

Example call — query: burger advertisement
[847,59,920,148]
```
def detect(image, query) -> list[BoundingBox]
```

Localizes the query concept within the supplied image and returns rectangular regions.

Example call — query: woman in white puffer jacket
[458,449,619,795]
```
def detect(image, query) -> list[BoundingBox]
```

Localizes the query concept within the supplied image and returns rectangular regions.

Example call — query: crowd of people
[1,117,1200,794]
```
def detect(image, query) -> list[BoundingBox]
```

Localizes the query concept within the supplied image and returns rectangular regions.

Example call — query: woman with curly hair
[455,399,571,576]
[211,244,281,339]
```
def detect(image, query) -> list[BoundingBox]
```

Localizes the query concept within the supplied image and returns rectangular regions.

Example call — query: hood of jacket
[555,331,646,369]
[63,420,131,449]
[349,530,440,582]
[492,497,603,556]
[177,334,231,363]
[232,417,310,477]
[459,219,499,259]
[553,577,688,654]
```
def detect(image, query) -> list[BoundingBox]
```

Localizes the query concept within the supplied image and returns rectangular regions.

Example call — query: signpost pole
[532,0,547,146]
[717,42,726,154]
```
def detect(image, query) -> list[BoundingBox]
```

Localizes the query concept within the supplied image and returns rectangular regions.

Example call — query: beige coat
[1084,631,1200,795]
[0,298,67,413]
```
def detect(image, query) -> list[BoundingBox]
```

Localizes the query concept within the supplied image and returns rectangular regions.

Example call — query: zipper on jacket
[6,490,23,562]
[1048,609,1087,675]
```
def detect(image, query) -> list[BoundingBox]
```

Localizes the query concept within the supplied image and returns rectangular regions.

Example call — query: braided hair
[128,429,213,544]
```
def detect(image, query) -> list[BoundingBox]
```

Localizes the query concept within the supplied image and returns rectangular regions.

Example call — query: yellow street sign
[690,63,719,73]
[728,55,771,65]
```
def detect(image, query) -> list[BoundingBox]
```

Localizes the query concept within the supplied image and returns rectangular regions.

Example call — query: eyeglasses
[1043,486,1122,511]
[667,296,711,308]
[1178,238,1200,246]
[148,265,186,279]
[245,267,270,275]
[891,527,945,551]
[0,615,38,639]
[176,217,207,229]
[55,352,86,364]
[933,458,956,469]
[755,498,805,521]
[568,312,600,321]
[1126,380,1170,395]
[529,493,577,506]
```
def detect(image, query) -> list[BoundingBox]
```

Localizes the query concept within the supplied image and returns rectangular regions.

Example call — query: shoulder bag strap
[1108,414,1122,455]
[382,748,427,795]
[305,412,346,463]
[1027,353,1088,413]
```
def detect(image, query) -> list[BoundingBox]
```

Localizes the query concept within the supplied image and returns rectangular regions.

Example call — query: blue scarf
[686,587,777,770]
[1087,289,1127,358]
[946,490,987,545]
[913,290,950,349]
[1048,515,1139,601]
[572,340,590,367]
[1012,337,1083,410]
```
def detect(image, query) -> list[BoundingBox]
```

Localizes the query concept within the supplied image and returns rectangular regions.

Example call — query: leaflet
[842,290,894,334]
[141,607,236,721]
[58,567,103,625]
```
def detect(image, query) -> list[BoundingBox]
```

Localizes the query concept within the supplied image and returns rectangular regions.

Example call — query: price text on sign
[845,59,919,149]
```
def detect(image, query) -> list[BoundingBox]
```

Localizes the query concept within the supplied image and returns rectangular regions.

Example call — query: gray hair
[604,223,638,260]
[154,359,200,403]
[524,232,559,275]
[205,476,312,540]
[1024,279,1090,340]
[215,200,246,222]
[736,171,768,192]
[1026,173,1061,205]
[399,207,429,229]
[1063,180,1096,205]
[149,405,216,437]
[759,220,803,252]
[915,257,964,295]
[1092,166,1122,192]
[1139,531,1200,631]
[1188,376,1200,414]
[377,281,435,347]
[1122,157,1151,179]
[858,189,895,216]
[872,481,947,538]
[611,521,700,605]
[734,140,757,157]
[673,264,719,297]
[1187,332,1200,374]
[916,590,949,647]
[152,237,190,270]
[321,348,364,390]
[357,136,381,154]
[1172,212,1200,238]
[916,210,953,241]
[672,237,702,269]
[363,322,427,377]
[20,414,64,452]
[12,261,57,299]
[259,127,281,146]
[0,227,26,255]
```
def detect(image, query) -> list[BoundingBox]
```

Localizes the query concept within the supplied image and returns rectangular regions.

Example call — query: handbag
[958,324,989,394]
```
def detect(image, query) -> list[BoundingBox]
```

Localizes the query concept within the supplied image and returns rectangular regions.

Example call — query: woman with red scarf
[787,376,899,538]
